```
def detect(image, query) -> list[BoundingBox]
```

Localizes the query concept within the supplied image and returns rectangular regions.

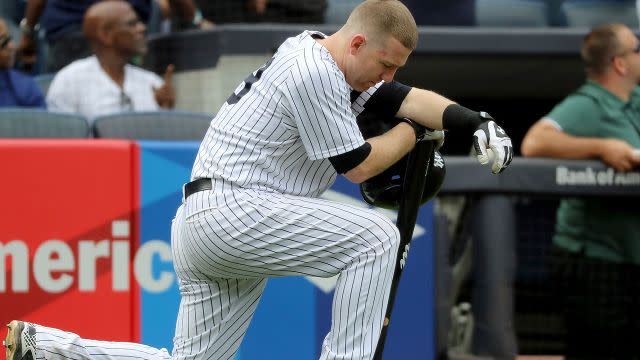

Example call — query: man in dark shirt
[0,17,46,108]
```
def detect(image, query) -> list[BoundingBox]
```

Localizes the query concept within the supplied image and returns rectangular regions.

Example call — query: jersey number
[226,58,274,105]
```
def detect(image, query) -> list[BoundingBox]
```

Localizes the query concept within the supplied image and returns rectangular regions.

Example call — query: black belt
[184,178,212,199]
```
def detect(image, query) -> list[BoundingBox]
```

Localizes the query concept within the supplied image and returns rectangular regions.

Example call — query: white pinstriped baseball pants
[28,183,400,360]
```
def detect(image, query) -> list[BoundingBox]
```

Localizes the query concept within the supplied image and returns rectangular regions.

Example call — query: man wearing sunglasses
[0,18,46,108]
[522,23,640,360]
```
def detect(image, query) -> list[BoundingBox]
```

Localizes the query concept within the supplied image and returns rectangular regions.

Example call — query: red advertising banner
[0,140,140,343]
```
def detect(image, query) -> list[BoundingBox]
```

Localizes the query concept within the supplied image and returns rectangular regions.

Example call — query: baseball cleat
[4,321,36,360]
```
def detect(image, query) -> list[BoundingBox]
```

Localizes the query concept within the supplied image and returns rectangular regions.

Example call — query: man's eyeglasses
[0,34,11,49]
[615,42,640,58]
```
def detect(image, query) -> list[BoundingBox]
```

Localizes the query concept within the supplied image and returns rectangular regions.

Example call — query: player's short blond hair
[345,0,418,51]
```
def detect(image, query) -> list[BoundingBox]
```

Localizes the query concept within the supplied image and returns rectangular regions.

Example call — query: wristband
[192,9,204,27]
[19,18,39,37]
[399,118,426,143]
[442,104,493,133]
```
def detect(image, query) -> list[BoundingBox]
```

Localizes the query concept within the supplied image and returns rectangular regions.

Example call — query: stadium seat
[92,110,213,140]
[0,108,90,138]
[324,0,360,24]
[562,0,639,28]
[476,0,550,27]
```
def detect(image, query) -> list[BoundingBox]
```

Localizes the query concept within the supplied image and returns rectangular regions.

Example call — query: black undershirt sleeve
[361,81,412,118]
[328,142,372,174]
[331,82,409,174]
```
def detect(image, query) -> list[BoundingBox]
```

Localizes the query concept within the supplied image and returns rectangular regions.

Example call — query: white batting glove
[400,118,445,149]
[473,118,513,174]
[422,128,445,150]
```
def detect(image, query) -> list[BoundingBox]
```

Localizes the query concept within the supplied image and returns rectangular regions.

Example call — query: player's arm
[396,84,515,174]
[395,87,454,129]
[334,81,419,183]
[397,87,492,135]
[332,122,416,184]
[522,119,640,172]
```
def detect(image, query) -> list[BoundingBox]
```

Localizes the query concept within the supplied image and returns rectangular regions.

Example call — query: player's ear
[349,34,366,55]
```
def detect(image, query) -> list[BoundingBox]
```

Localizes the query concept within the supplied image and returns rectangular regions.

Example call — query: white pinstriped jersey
[191,31,384,198]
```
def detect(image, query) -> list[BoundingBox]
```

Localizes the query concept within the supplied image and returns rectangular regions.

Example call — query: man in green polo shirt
[521,23,640,360]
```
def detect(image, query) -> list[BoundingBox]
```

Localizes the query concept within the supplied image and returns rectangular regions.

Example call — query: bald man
[46,0,175,121]
[17,0,156,73]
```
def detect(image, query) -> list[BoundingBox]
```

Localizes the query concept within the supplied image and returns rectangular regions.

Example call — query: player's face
[0,21,16,70]
[348,35,411,91]
[111,6,147,57]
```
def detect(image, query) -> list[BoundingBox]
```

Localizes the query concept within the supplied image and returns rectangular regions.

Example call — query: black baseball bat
[373,139,436,359]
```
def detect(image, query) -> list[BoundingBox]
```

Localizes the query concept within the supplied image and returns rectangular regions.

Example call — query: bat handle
[373,140,436,359]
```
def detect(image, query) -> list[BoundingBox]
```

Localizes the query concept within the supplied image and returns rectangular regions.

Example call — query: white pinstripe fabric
[24,31,401,360]
[29,323,170,360]
[191,31,377,197]
[174,181,400,359]
[29,185,399,360]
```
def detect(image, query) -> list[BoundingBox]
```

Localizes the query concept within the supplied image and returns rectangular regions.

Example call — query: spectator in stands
[521,23,640,360]
[17,0,209,73]
[46,0,175,120]
[183,0,325,26]
[0,17,46,108]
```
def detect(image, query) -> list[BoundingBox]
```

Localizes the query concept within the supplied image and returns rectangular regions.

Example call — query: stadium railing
[436,156,640,357]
